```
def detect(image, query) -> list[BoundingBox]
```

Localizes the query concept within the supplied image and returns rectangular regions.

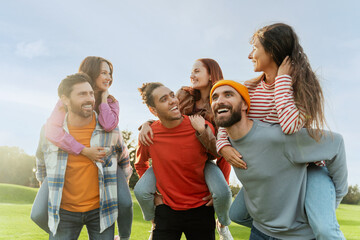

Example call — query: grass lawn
[0,183,359,239]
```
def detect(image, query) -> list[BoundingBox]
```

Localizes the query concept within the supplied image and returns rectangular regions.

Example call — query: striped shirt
[35,113,132,235]
[216,75,325,166]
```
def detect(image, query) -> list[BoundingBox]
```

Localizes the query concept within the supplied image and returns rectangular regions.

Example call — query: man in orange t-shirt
[135,82,216,240]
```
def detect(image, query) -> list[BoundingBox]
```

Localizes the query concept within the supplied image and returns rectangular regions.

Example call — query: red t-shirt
[135,115,215,210]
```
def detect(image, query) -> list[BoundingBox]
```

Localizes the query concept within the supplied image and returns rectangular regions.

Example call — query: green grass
[0,183,359,240]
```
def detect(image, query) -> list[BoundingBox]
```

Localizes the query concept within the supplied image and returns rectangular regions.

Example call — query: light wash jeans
[30,166,133,239]
[229,165,345,240]
[133,162,232,226]
[49,208,115,240]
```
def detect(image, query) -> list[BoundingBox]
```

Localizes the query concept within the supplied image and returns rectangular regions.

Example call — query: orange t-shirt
[60,114,100,212]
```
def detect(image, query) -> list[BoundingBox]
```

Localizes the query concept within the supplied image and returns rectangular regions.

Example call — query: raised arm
[98,94,120,132]
[274,74,306,134]
[45,100,85,155]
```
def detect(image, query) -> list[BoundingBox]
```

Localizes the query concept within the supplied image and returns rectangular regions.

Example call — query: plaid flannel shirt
[35,113,132,235]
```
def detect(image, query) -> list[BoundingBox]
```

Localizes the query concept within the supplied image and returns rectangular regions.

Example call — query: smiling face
[94,61,112,92]
[190,60,211,90]
[151,86,182,123]
[211,85,247,127]
[248,37,277,73]
[63,82,95,118]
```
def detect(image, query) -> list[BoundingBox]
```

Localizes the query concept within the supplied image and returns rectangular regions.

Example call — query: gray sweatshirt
[230,120,348,239]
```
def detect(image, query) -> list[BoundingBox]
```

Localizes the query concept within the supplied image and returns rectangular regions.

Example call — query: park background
[0,0,360,239]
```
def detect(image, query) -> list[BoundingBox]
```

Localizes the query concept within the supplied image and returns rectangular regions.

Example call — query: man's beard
[214,104,242,128]
[69,100,94,118]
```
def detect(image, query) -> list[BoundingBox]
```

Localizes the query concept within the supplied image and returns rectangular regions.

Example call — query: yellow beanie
[210,80,251,113]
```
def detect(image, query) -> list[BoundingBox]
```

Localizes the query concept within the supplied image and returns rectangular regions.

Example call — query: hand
[139,121,154,146]
[101,90,109,103]
[277,56,293,76]
[81,147,106,164]
[203,194,213,206]
[189,115,206,134]
[220,146,247,169]
[154,192,164,206]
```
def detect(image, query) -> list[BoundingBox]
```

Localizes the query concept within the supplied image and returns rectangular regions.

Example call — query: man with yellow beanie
[210,80,348,240]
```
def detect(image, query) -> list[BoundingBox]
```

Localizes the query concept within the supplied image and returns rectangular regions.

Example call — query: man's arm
[115,132,132,181]
[36,125,47,183]
[135,140,151,178]
[288,130,348,206]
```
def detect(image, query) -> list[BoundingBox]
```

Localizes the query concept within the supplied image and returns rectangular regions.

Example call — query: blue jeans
[230,166,345,239]
[133,162,232,226]
[305,165,345,240]
[249,226,281,240]
[49,208,114,240]
[229,187,252,228]
[31,166,133,239]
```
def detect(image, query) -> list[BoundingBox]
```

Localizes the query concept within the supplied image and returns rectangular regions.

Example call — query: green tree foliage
[0,146,37,187]
[121,130,139,189]
[230,184,241,197]
[341,184,360,205]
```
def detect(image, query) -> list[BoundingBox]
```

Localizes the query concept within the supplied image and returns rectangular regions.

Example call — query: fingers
[144,134,154,145]
[139,133,150,146]
[149,128,154,139]
[202,194,212,201]
[205,199,213,207]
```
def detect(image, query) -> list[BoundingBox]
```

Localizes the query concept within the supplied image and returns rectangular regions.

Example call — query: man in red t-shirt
[135,82,216,240]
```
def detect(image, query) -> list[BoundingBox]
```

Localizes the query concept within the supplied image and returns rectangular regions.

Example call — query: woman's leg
[204,161,232,226]
[229,187,252,228]
[305,165,345,240]
[30,177,50,233]
[116,166,133,240]
[133,167,157,221]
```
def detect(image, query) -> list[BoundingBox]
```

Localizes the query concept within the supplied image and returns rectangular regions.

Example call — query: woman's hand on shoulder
[220,146,247,169]
[189,115,206,134]
[139,121,154,146]
[277,56,293,76]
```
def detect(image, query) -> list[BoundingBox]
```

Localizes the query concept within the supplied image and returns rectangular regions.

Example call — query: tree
[121,130,139,189]
[0,146,37,187]
[341,184,360,205]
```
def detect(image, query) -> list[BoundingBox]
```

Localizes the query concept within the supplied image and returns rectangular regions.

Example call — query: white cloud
[15,40,49,59]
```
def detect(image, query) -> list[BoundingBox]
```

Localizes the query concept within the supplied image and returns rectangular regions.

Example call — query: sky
[0,0,359,186]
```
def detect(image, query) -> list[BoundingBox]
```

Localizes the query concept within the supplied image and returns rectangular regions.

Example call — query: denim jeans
[31,166,132,239]
[230,166,345,239]
[49,208,114,240]
[305,165,345,240]
[134,162,232,226]
[250,226,281,240]
[229,187,252,228]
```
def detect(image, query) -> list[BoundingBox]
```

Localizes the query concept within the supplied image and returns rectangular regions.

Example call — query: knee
[134,182,153,201]
[313,224,343,240]
[211,186,232,204]
[118,197,133,209]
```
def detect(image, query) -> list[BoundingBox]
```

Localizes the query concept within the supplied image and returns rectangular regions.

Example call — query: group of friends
[30,22,348,240]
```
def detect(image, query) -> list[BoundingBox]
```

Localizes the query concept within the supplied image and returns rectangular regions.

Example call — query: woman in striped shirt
[221,23,345,239]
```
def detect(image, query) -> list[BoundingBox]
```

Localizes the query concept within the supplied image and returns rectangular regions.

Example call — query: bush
[230,184,241,197]
[341,184,360,205]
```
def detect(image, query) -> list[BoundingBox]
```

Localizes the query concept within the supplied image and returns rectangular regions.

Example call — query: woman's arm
[45,100,85,155]
[98,93,120,132]
[275,57,306,134]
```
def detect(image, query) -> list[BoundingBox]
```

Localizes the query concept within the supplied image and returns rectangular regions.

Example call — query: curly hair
[138,82,164,108]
